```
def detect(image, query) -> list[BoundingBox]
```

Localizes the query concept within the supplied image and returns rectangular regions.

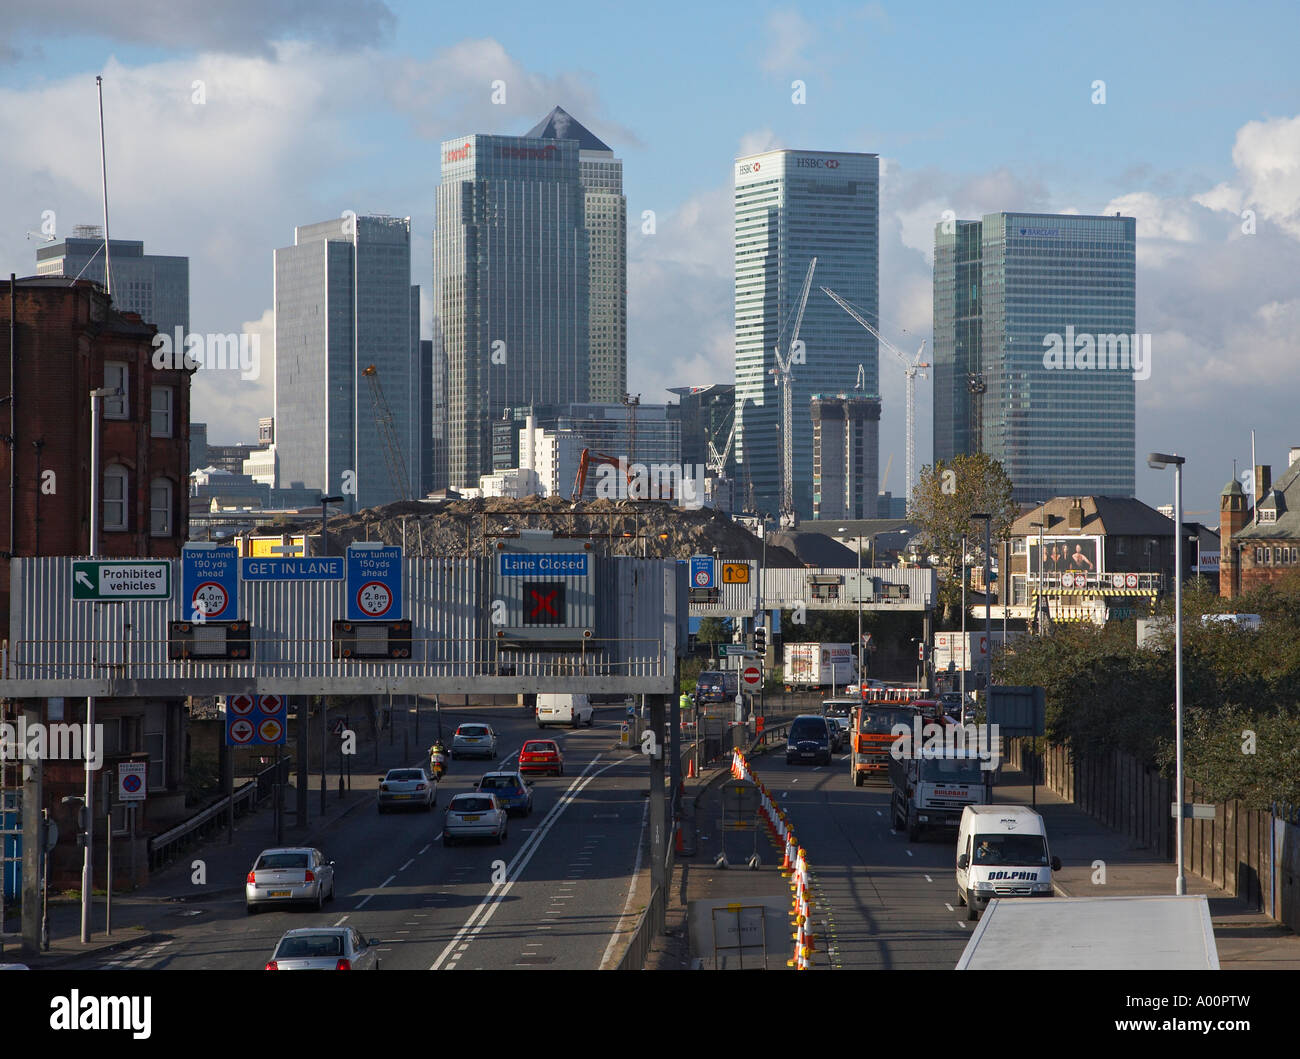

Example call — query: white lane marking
[354,872,397,910]
[430,754,627,970]
[945,903,955,912]
[924,875,932,883]
[599,796,649,970]
[418,844,430,855]
[332,915,350,926]
[905,850,913,857]
[958,921,969,929]
[400,858,414,871]
[875,810,882,817]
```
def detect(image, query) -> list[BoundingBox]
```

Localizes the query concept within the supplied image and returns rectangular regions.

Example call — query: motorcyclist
[428,740,448,779]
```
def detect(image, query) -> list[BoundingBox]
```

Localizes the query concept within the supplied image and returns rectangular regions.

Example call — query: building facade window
[150,478,172,536]
[151,386,173,437]
[104,363,129,419]
[103,464,129,531]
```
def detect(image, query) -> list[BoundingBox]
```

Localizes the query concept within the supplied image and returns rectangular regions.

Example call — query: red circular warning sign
[122,773,143,794]
[192,581,229,620]
[356,581,393,617]
[229,694,255,715]
[258,718,283,743]
[229,719,254,744]
[259,694,283,714]
[741,665,761,688]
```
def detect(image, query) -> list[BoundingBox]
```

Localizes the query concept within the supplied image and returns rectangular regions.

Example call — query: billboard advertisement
[1028,536,1102,579]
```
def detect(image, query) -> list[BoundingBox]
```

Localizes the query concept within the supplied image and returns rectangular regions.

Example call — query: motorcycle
[428,744,448,781]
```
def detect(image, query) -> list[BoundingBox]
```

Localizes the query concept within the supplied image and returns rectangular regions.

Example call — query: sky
[3,0,1298,517]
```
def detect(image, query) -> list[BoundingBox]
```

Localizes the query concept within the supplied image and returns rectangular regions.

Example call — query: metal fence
[147,758,287,871]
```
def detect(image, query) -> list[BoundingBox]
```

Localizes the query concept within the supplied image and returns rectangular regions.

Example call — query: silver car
[377,767,437,813]
[451,723,498,760]
[266,927,380,971]
[246,847,336,913]
[443,792,508,846]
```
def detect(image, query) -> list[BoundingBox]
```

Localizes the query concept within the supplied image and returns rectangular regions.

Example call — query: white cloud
[760,11,816,74]
[1194,115,1300,240]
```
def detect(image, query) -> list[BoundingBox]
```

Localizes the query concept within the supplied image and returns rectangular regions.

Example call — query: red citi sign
[444,142,472,163]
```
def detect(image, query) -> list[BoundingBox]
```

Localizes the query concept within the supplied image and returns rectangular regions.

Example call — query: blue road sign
[225,694,287,746]
[240,557,345,581]
[689,555,715,589]
[346,545,403,621]
[498,553,590,577]
[181,545,239,621]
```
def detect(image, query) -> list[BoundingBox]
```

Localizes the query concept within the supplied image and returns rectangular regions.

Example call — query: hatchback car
[785,715,833,766]
[266,927,380,971]
[476,771,534,816]
[825,717,845,753]
[443,792,508,846]
[452,723,498,759]
[518,739,564,776]
[246,847,335,913]
[377,767,436,813]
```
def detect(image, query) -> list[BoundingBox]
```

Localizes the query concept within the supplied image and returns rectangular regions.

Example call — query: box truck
[782,643,858,692]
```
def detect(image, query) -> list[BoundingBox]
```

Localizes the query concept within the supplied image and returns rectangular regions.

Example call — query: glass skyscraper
[733,149,879,519]
[36,227,189,338]
[274,215,421,510]
[436,130,590,489]
[933,212,1137,502]
[526,107,626,404]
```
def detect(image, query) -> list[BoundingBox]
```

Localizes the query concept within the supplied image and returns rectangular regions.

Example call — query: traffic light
[754,626,767,659]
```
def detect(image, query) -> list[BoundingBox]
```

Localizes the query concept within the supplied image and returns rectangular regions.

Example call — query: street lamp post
[972,514,992,692]
[1148,451,1187,896]
[839,526,864,693]
[1030,510,1047,635]
[960,534,967,714]
[318,495,343,819]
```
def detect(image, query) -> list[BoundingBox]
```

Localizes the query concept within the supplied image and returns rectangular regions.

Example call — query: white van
[956,805,1061,920]
[535,693,594,729]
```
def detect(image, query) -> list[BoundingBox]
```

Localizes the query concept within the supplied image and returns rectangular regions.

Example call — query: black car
[785,715,832,766]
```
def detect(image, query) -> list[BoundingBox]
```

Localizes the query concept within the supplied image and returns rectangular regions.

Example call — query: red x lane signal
[522,581,565,626]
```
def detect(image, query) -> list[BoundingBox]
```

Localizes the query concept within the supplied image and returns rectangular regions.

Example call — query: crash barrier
[731,748,815,969]
[147,758,287,871]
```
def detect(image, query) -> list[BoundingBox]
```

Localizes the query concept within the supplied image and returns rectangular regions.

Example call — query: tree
[908,453,1017,624]
[695,617,733,644]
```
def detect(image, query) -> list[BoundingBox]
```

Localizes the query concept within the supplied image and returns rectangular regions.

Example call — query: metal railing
[147,758,287,871]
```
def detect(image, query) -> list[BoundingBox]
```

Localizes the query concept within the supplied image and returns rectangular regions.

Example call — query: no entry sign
[741,665,761,688]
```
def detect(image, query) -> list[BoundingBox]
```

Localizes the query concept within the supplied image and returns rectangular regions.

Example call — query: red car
[518,739,564,777]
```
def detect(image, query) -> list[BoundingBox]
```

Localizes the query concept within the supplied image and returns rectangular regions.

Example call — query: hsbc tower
[733,149,879,520]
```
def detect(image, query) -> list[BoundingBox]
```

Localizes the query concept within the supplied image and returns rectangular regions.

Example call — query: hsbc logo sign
[796,157,841,169]
[444,142,472,164]
[737,161,763,176]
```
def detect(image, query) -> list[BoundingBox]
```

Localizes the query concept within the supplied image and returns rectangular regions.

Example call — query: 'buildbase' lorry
[783,643,857,692]
[890,749,994,840]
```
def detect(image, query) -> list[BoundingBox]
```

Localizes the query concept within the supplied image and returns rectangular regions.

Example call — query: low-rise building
[1220,449,1300,598]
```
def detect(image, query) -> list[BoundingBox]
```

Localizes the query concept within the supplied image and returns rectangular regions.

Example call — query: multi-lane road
[745,750,974,971]
[64,707,656,971]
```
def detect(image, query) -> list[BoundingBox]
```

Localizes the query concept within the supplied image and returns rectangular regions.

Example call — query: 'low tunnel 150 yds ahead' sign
[346,544,403,622]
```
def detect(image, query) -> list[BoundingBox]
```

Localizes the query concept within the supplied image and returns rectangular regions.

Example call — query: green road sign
[719,645,754,658]
[72,560,171,601]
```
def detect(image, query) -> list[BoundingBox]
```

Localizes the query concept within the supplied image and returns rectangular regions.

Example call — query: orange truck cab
[850,703,918,787]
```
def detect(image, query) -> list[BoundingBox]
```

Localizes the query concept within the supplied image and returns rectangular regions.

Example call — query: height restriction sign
[346,545,403,622]
[181,545,239,622]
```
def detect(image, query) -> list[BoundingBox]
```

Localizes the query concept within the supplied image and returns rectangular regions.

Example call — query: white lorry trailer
[955,894,1220,970]
[782,642,857,692]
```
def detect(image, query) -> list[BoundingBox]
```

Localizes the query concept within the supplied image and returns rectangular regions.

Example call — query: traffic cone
[687,757,697,779]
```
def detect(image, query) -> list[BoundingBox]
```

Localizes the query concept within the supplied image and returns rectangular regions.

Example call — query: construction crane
[361,364,412,502]
[821,286,929,508]
[570,448,633,503]
[706,396,746,476]
[854,363,866,391]
[771,257,817,527]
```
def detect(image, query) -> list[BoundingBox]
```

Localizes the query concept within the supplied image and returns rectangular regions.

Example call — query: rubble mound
[268,495,804,565]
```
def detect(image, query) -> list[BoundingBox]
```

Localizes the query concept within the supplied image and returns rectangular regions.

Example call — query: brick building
[1220,449,1300,598]
[1,276,193,887]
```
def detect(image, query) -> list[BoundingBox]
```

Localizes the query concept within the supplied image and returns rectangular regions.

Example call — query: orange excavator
[570,448,633,502]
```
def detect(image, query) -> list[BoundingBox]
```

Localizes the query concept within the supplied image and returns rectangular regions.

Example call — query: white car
[535,693,594,728]
[451,723,498,759]
[246,847,336,913]
[443,792,508,846]
[377,767,436,813]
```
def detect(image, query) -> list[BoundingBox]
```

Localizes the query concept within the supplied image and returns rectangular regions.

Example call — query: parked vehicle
[889,750,993,841]
[377,767,436,813]
[246,847,335,913]
[783,643,858,692]
[955,805,1060,920]
[266,927,380,970]
[535,693,594,728]
[452,723,498,760]
[443,792,508,846]
[785,714,833,766]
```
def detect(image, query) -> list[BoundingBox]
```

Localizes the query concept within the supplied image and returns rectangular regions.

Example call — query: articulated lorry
[956,894,1220,969]
[783,642,858,692]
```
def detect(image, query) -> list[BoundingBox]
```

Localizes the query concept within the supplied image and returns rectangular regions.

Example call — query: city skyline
[2,2,1298,514]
